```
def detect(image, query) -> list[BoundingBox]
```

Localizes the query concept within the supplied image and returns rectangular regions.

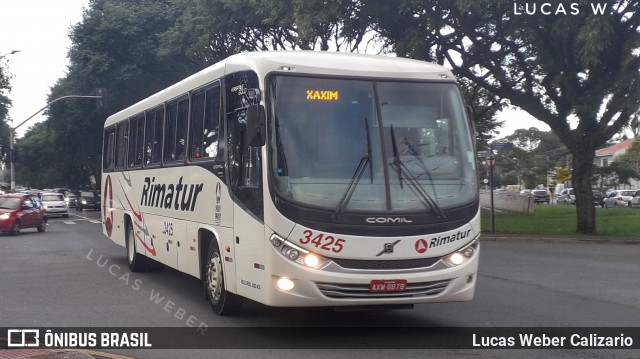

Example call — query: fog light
[463,246,475,258]
[277,277,295,291]
[283,248,299,261]
[303,254,320,268]
[449,252,465,266]
[270,236,283,248]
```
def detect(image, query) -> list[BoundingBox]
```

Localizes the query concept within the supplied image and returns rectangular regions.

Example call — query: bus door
[227,105,265,299]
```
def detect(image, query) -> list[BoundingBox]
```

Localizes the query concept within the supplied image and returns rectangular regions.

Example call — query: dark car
[0,194,47,235]
[64,192,78,208]
[76,191,101,211]
[531,190,550,204]
[592,189,605,207]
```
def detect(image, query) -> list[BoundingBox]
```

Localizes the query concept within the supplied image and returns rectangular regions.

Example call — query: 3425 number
[299,230,345,253]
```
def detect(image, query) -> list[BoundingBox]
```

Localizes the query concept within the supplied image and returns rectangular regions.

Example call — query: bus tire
[204,242,242,315]
[126,220,145,272]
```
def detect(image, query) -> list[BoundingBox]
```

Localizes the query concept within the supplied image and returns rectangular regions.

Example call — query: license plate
[369,279,407,293]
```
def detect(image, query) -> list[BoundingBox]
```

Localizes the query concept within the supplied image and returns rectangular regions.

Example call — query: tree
[593,162,639,189]
[0,55,14,168]
[367,0,640,234]
[19,0,191,188]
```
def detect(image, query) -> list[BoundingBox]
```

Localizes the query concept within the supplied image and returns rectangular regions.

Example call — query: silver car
[40,192,69,218]
[556,188,575,205]
[603,190,637,208]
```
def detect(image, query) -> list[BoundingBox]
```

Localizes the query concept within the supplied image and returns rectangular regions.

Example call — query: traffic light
[96,87,107,108]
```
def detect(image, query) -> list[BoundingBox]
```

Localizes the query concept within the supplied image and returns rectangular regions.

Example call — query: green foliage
[10,0,511,191]
[592,162,639,189]
[15,0,190,188]
[0,57,13,165]
[369,0,640,234]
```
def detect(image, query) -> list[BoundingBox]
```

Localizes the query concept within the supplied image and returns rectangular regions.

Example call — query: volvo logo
[376,240,401,256]
[366,217,413,224]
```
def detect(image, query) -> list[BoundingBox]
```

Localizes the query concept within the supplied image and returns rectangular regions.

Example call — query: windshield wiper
[334,118,373,217]
[389,125,445,218]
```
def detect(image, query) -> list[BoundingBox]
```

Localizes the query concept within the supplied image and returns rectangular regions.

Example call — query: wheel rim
[12,222,19,234]
[127,227,135,263]
[206,252,223,301]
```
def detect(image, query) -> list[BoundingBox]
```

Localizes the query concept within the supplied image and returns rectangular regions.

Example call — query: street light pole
[10,94,106,191]
[486,155,496,234]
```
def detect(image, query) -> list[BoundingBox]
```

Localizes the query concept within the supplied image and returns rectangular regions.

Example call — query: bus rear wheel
[204,242,242,315]
[126,221,145,272]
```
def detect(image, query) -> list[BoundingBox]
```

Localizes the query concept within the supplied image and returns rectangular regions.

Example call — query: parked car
[603,190,637,208]
[531,190,550,204]
[41,192,69,218]
[630,189,640,208]
[76,191,101,211]
[64,192,78,208]
[0,193,47,235]
[519,189,532,196]
[592,189,605,207]
[557,188,575,204]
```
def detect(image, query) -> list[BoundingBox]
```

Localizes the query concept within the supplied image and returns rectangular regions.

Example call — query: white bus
[102,51,480,315]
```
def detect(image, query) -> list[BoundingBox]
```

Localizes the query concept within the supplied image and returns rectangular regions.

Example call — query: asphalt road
[0,210,638,358]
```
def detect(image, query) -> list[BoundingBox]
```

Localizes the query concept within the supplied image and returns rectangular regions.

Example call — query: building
[594,138,638,189]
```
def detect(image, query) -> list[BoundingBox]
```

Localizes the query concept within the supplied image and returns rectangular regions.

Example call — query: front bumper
[255,240,480,308]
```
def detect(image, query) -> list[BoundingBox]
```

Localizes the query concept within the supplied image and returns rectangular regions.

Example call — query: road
[0,210,638,358]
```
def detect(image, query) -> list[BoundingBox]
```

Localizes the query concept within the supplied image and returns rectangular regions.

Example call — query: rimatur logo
[7,329,39,347]
[415,239,429,254]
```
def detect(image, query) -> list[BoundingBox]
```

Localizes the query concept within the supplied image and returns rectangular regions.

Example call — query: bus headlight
[270,234,331,270]
[442,236,479,267]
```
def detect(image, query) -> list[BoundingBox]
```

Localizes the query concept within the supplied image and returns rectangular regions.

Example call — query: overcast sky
[1,0,87,137]
[1,0,546,140]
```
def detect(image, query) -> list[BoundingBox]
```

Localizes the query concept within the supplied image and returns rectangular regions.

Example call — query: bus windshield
[269,75,477,215]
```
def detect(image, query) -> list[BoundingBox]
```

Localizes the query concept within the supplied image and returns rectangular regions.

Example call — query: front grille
[330,257,441,270]
[316,280,450,299]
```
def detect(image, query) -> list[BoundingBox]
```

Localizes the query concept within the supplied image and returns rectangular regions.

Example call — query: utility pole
[10,91,107,190]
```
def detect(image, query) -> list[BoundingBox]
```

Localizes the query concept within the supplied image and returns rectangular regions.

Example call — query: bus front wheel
[204,242,242,315]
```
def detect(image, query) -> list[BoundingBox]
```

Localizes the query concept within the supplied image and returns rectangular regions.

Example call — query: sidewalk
[0,349,131,359]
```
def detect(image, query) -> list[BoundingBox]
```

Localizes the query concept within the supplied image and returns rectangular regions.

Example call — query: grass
[481,205,640,237]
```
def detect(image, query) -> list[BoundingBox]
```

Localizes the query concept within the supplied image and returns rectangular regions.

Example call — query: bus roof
[105,51,456,127]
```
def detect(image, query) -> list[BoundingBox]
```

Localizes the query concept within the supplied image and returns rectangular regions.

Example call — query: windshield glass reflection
[269,76,477,216]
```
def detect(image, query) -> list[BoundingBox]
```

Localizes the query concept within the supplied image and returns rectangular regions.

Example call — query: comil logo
[366,217,413,224]
[7,329,40,347]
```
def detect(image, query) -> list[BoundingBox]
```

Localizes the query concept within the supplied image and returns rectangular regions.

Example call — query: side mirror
[245,104,266,147]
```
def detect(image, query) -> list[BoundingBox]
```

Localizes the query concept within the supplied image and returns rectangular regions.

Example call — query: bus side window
[103,127,115,171]
[145,107,164,165]
[128,114,144,168]
[165,97,188,163]
[115,122,128,170]
[190,84,221,160]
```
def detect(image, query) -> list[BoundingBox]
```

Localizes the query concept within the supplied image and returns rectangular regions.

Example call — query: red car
[0,194,47,235]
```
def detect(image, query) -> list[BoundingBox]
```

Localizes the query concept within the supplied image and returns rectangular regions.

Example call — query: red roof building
[594,138,636,167]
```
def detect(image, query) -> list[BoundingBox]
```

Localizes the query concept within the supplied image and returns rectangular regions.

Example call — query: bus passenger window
[190,83,221,160]
[103,127,115,171]
[165,97,189,163]
[115,122,128,170]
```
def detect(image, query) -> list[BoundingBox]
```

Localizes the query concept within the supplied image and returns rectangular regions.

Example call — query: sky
[0,0,547,139]
[1,0,88,137]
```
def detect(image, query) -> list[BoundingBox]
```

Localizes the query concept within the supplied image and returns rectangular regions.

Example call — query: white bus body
[102,51,480,315]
